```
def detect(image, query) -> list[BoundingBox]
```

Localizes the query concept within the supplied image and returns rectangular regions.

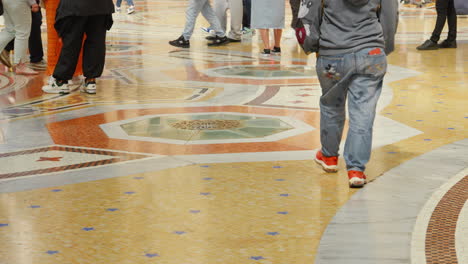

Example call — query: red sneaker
[315,150,338,173]
[348,170,367,188]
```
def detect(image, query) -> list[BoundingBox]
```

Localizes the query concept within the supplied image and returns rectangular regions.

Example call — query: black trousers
[430,0,457,42]
[242,0,251,28]
[53,15,108,82]
[6,10,44,63]
[290,0,303,29]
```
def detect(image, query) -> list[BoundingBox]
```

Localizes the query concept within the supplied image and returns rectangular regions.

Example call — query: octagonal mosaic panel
[121,113,294,141]
[100,112,315,145]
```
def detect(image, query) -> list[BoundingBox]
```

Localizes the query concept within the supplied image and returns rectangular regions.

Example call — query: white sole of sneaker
[349,177,367,188]
[314,158,338,173]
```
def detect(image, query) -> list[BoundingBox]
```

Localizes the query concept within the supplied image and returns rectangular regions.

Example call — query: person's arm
[299,0,323,54]
[379,0,399,55]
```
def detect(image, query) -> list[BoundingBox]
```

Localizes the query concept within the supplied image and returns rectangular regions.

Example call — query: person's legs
[430,0,449,42]
[83,15,108,80]
[53,16,87,82]
[214,0,228,32]
[182,0,206,40]
[259,29,270,51]
[228,0,243,40]
[29,10,44,63]
[273,29,282,48]
[116,0,123,7]
[0,0,32,65]
[344,48,386,172]
[201,0,225,37]
[446,0,457,42]
[126,0,134,6]
[242,0,251,29]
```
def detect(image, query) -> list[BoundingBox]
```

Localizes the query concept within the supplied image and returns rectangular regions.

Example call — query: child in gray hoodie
[299,0,398,187]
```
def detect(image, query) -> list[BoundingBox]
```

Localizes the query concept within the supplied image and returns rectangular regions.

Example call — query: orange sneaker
[348,170,367,188]
[315,150,338,173]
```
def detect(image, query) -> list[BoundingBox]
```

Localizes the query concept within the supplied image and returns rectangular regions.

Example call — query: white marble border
[411,167,468,264]
[315,139,468,264]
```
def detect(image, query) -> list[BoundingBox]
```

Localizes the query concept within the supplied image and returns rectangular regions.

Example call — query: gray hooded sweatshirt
[299,0,399,56]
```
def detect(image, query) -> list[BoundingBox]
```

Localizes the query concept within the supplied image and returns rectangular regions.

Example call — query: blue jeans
[316,47,387,172]
[116,0,134,7]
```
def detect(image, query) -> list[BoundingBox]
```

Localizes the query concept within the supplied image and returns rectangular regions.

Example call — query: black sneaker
[208,36,229,46]
[169,35,190,48]
[416,40,438,50]
[227,37,241,43]
[438,40,457,49]
[261,49,271,56]
[272,46,281,54]
[205,36,216,40]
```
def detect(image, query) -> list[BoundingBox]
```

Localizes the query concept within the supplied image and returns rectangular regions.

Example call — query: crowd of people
[0,0,460,187]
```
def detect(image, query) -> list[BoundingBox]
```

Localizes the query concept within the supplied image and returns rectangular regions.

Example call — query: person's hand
[31,4,40,12]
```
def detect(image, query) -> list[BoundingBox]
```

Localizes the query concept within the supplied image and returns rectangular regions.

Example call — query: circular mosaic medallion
[170,119,242,130]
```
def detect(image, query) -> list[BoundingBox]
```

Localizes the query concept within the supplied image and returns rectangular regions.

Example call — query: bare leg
[274,29,282,48]
[259,29,270,50]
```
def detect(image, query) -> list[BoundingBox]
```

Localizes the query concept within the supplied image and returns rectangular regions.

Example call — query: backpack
[454,0,468,15]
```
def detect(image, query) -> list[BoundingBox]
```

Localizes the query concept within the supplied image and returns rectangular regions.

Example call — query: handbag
[454,0,468,15]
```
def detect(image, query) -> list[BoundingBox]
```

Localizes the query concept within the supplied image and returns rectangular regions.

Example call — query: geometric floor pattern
[0,1,467,264]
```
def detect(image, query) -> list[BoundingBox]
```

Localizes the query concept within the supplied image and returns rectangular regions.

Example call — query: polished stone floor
[0,1,467,264]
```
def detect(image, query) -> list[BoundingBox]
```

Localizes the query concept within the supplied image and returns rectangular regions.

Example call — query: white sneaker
[127,5,135,14]
[80,81,97,94]
[43,79,69,94]
[116,6,121,12]
[14,63,38,75]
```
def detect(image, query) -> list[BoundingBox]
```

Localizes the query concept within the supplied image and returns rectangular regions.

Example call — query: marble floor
[0,1,467,264]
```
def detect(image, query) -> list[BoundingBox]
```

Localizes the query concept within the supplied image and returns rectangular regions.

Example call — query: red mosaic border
[425,175,468,264]
[0,146,148,180]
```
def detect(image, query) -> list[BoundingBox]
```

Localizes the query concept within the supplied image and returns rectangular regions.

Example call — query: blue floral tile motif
[107,208,119,212]
[387,152,398,154]
[200,165,210,168]
[424,139,432,141]
[277,211,289,215]
[267,232,280,236]
[30,205,41,208]
[275,179,286,181]
[133,177,144,180]
[385,113,392,115]
[448,128,455,130]
[174,231,186,235]
[465,117,468,119]
[203,177,214,181]
[0,223,9,227]
[273,166,283,169]
[82,227,95,231]
[432,110,439,112]
[437,102,444,104]
[396,104,405,106]
[46,250,59,255]
[145,253,159,258]
[124,191,136,195]
[250,256,265,260]
[51,189,62,192]
[279,194,289,197]
[200,192,211,196]
[190,210,201,214]
[416,120,424,122]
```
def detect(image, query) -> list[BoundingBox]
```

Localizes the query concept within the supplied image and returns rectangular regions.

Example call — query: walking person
[242,0,253,34]
[115,0,135,14]
[0,0,40,75]
[214,0,243,42]
[300,0,399,187]
[251,0,285,55]
[417,0,457,50]
[0,0,46,71]
[42,0,114,94]
[169,0,229,48]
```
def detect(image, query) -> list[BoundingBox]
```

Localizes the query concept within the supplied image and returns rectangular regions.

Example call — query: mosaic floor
[0,1,467,264]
